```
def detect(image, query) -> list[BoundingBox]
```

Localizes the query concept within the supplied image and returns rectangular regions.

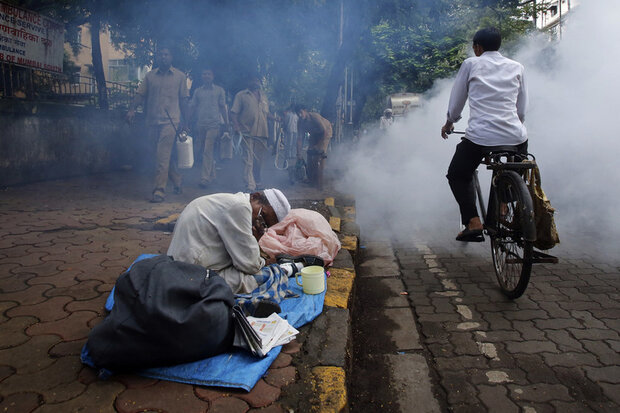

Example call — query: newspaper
[246,313,299,355]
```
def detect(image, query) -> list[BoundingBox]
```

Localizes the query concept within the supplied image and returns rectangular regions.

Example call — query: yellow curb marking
[312,366,347,412]
[340,235,358,251]
[324,197,335,207]
[328,268,355,278]
[155,213,179,225]
[329,216,341,232]
[342,206,356,222]
[325,275,354,309]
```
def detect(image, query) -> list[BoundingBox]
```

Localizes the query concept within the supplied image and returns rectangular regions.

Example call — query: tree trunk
[90,18,108,110]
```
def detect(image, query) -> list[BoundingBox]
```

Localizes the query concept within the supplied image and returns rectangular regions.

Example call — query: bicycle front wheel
[489,171,534,299]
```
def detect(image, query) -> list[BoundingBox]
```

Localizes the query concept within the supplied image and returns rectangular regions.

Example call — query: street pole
[558,0,562,39]
[344,67,348,124]
[349,69,353,124]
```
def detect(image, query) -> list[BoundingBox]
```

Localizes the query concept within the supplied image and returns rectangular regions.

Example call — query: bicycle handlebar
[447,130,466,135]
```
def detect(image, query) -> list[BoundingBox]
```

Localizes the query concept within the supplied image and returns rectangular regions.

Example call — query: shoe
[173,186,183,195]
[252,300,281,318]
[199,182,210,189]
[456,228,484,242]
[276,254,325,267]
[150,194,164,203]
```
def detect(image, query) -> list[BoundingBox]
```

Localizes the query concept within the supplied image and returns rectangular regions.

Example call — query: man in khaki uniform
[230,76,270,191]
[188,68,228,189]
[296,105,332,190]
[127,47,189,203]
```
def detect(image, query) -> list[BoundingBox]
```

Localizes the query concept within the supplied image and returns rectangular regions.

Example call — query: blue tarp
[82,254,325,391]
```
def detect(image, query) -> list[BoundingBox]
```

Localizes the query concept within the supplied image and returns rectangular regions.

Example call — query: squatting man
[167,188,309,295]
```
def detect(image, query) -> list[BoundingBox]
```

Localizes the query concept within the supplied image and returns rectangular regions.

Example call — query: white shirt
[447,51,528,146]
[167,192,263,294]
[284,111,298,133]
[380,116,393,130]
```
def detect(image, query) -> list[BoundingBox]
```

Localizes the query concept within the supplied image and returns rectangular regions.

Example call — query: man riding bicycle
[441,27,528,242]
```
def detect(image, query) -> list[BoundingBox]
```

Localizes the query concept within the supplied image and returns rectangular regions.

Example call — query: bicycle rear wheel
[489,171,534,299]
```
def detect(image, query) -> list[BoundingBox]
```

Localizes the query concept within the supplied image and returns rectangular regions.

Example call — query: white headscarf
[263,188,291,222]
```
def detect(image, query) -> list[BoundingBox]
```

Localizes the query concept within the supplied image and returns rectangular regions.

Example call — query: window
[108,59,139,82]
[67,27,82,46]
[549,5,558,16]
[70,70,81,85]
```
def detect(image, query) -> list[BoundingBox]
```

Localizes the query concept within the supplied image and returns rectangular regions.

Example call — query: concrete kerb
[309,195,358,412]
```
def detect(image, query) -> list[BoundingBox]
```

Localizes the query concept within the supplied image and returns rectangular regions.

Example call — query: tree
[340,0,539,124]
[10,0,535,119]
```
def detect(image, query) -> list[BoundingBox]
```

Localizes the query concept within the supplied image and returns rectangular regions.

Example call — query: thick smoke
[335,0,620,259]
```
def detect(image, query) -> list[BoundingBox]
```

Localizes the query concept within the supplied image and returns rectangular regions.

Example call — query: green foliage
[358,0,536,121]
[16,0,535,121]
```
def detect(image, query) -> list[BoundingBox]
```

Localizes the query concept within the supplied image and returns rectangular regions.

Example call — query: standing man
[441,27,528,242]
[283,105,298,159]
[127,47,189,203]
[231,75,271,191]
[380,108,393,131]
[296,105,332,190]
[188,67,229,189]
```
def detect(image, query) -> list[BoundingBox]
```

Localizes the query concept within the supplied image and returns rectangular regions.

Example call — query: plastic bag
[259,209,341,265]
[526,165,560,250]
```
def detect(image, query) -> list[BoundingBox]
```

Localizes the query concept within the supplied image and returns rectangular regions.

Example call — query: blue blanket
[82,254,325,391]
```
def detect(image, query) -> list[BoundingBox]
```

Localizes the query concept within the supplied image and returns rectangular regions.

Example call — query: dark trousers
[447,138,528,226]
[307,149,327,190]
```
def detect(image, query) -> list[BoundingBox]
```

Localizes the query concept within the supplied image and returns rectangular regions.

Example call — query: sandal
[276,254,325,267]
[150,194,165,203]
[456,227,484,242]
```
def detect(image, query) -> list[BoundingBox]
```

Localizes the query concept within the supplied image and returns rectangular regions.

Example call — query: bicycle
[452,132,557,299]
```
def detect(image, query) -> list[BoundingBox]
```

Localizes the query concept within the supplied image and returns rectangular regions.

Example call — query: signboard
[388,93,422,117]
[0,1,64,73]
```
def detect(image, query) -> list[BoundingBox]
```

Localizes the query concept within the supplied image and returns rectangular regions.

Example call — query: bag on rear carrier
[526,165,560,250]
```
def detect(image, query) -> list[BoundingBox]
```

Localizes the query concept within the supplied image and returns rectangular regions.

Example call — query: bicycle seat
[483,145,521,155]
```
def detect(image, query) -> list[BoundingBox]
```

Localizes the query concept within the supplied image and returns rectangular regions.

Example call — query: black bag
[86,255,235,371]
[288,158,307,183]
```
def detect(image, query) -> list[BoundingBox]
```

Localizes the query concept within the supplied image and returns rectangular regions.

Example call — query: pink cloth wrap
[258,209,341,266]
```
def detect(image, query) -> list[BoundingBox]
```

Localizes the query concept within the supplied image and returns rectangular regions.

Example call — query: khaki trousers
[242,135,268,190]
[150,123,181,196]
[199,127,219,184]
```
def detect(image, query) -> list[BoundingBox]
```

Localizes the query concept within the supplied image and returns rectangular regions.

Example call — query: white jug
[176,132,194,169]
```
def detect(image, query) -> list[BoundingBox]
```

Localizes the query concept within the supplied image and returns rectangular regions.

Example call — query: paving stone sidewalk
[0,167,358,412]
[390,236,620,413]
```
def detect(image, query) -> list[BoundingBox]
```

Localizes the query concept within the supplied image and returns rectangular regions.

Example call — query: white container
[295,265,325,295]
[176,132,194,169]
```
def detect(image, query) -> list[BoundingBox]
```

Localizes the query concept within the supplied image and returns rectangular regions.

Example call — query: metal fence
[0,62,136,110]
